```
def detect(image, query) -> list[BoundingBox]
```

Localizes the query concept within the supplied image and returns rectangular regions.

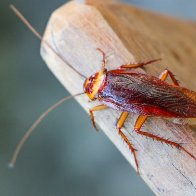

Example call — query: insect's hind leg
[133,70,195,160]
[117,112,140,174]
[159,69,179,86]
[89,104,107,131]
[134,115,196,160]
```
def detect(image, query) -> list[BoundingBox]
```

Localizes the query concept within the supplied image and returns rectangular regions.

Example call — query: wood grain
[41,1,196,195]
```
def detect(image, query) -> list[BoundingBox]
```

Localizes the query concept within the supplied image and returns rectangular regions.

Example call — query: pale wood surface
[41,1,196,195]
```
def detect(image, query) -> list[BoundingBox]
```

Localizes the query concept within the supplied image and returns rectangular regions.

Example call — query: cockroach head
[83,69,106,100]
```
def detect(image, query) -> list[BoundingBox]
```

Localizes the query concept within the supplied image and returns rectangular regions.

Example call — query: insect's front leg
[89,104,107,131]
[119,58,161,69]
[97,48,106,70]
[116,112,140,174]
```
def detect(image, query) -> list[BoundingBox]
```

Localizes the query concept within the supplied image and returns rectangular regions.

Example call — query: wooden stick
[41,1,196,195]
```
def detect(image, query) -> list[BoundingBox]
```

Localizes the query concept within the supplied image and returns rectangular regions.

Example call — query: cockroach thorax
[83,69,106,100]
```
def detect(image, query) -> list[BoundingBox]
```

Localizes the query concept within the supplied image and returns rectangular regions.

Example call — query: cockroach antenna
[9,92,85,168]
[9,5,86,167]
[10,4,87,79]
[9,4,196,175]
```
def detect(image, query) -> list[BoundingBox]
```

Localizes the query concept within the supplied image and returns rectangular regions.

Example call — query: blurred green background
[0,0,196,196]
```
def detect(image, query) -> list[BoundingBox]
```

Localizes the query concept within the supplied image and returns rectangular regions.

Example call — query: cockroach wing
[98,71,196,118]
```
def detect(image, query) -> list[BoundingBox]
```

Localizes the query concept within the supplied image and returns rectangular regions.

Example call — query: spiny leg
[119,58,161,69]
[117,112,140,174]
[134,115,148,131]
[97,48,106,70]
[117,112,129,130]
[158,69,195,158]
[133,69,195,160]
[89,104,107,131]
[159,69,179,86]
[134,115,196,160]
[130,68,181,161]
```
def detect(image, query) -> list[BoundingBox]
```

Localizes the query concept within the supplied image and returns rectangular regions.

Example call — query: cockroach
[9,5,196,174]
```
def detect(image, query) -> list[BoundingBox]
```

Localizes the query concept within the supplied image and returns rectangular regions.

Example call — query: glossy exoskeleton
[83,49,196,173]
[10,5,196,174]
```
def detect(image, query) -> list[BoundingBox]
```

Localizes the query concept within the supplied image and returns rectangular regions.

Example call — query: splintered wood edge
[40,1,196,195]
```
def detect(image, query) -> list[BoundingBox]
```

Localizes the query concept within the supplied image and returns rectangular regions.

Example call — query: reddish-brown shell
[98,70,196,118]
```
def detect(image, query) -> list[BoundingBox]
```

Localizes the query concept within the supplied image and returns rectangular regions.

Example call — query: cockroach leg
[117,112,140,174]
[159,69,179,86]
[120,58,161,69]
[117,112,129,129]
[97,48,106,70]
[134,115,196,160]
[89,104,107,131]
[134,115,148,131]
